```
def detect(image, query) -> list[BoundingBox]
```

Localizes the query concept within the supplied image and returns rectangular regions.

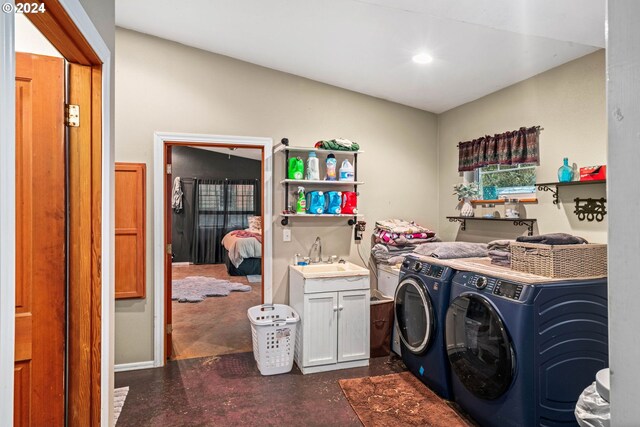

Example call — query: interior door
[165,144,173,359]
[14,52,66,427]
[337,290,370,362]
[303,292,338,366]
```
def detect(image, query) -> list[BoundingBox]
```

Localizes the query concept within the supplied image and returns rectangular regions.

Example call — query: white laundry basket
[247,304,300,375]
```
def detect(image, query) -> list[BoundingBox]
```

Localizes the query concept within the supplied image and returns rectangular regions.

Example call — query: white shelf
[281,179,364,185]
[281,214,362,218]
[277,145,363,155]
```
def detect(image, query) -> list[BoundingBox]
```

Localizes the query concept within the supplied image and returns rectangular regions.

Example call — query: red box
[579,165,606,181]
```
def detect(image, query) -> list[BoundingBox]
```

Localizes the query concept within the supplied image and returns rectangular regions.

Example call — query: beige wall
[437,51,606,243]
[114,28,439,364]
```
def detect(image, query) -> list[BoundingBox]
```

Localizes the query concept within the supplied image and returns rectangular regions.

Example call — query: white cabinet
[290,267,370,374]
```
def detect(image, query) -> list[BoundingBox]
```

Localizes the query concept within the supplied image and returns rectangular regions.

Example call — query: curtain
[458,126,540,172]
[191,178,260,264]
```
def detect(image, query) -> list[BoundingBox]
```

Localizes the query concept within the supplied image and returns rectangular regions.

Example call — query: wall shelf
[280,213,362,226]
[280,179,364,186]
[536,180,606,205]
[536,180,606,221]
[446,216,537,236]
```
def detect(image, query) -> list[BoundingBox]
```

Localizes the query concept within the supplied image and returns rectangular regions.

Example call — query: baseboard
[114,360,156,373]
[172,262,191,267]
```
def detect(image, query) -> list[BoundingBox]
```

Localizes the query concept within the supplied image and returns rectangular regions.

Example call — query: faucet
[308,236,322,263]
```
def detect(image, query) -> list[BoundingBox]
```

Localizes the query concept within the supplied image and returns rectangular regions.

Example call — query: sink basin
[290,262,370,279]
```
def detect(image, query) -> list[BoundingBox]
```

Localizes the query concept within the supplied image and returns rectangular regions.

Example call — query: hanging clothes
[172,177,183,213]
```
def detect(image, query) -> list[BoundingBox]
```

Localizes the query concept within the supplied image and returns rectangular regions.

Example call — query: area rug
[113,386,129,425]
[339,372,471,427]
[246,275,262,283]
[172,276,251,303]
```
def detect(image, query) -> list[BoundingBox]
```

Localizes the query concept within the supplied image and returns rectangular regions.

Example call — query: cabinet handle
[339,306,344,311]
[333,306,338,312]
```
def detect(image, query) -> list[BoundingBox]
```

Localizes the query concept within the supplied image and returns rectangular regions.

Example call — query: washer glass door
[395,278,433,354]
[445,294,514,400]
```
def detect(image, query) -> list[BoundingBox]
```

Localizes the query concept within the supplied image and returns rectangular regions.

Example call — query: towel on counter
[414,242,488,260]
[488,239,514,251]
[172,177,183,213]
[371,244,416,265]
[516,233,588,245]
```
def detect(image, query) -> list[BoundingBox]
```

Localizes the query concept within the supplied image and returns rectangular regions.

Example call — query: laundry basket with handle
[247,304,300,375]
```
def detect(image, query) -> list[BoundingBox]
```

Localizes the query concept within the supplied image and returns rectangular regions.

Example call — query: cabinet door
[338,290,370,362]
[303,292,338,366]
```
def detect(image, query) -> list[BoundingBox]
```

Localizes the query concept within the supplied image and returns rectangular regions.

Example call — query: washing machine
[445,269,608,427]
[395,254,456,399]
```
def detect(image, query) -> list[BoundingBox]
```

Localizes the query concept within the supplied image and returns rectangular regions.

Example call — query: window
[476,164,536,200]
[197,181,258,229]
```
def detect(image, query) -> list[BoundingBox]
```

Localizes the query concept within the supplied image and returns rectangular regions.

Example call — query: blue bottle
[557,157,574,182]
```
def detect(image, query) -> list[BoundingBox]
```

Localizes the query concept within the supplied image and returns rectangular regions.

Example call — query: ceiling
[115,0,605,113]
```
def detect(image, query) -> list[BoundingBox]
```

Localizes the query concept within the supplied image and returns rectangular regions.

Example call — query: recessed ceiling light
[412,52,433,64]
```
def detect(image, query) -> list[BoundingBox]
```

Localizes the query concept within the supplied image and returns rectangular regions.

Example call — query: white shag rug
[172,276,252,303]
[113,386,129,425]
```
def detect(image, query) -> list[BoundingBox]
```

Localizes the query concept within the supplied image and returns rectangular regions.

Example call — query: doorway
[153,133,273,365]
[168,145,263,360]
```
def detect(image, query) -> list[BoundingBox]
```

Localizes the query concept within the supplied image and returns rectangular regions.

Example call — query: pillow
[248,216,262,231]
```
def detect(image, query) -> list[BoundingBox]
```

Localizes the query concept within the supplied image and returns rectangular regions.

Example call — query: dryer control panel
[493,281,524,301]
[463,274,527,302]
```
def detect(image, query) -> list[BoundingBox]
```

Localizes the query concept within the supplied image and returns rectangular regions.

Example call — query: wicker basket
[510,242,607,278]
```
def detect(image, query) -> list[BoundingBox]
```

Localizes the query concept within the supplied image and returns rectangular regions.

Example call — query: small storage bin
[248,304,300,375]
[510,242,607,278]
[370,289,394,357]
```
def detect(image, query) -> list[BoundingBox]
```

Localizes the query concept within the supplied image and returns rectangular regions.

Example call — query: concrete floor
[115,352,407,427]
[171,264,262,360]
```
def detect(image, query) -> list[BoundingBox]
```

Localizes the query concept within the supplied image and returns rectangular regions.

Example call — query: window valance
[458,126,540,172]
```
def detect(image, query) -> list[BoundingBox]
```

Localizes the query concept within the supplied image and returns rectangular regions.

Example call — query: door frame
[0,1,113,424]
[153,131,273,367]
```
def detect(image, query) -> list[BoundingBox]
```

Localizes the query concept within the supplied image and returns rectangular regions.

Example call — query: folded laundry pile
[414,241,488,260]
[315,137,360,151]
[371,219,439,266]
[516,233,588,245]
[488,239,514,267]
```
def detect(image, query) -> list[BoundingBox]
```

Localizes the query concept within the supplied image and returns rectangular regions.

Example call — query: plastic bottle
[339,159,355,181]
[325,154,337,181]
[296,187,306,214]
[288,157,304,180]
[306,152,320,181]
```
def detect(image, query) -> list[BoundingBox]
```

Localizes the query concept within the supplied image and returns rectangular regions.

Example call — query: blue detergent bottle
[325,191,342,214]
[306,191,325,214]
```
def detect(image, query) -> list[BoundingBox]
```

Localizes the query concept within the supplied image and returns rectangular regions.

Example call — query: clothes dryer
[446,269,608,427]
[395,255,456,399]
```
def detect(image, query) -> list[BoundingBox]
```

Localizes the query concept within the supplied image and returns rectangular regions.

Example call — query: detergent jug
[306,152,320,181]
[325,191,342,214]
[288,157,304,180]
[306,191,325,214]
[339,159,355,181]
[341,191,358,214]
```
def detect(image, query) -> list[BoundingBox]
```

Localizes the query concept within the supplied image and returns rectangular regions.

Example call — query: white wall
[114,28,439,364]
[15,14,61,57]
[607,0,640,424]
[437,51,607,244]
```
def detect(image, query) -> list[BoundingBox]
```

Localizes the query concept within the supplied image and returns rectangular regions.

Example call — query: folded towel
[375,219,434,235]
[516,233,588,245]
[488,250,511,259]
[488,239,514,251]
[414,242,488,260]
[371,244,415,264]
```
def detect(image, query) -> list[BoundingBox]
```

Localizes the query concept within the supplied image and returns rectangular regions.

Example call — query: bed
[221,228,262,276]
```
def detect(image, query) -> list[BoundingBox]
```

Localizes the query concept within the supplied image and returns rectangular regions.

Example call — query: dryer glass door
[445,294,514,400]
[395,278,434,354]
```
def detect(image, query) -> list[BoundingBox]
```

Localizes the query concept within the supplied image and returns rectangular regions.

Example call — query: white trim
[153,132,274,367]
[1,1,114,425]
[0,4,16,423]
[114,360,155,373]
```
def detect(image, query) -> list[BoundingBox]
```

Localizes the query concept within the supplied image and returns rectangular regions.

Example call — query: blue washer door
[446,294,515,400]
[395,277,434,355]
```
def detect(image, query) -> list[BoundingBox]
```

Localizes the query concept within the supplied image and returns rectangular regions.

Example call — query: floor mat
[172,276,251,303]
[114,386,129,425]
[339,372,471,427]
[246,275,262,283]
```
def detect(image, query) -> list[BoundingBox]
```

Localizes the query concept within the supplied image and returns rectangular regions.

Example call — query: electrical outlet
[283,228,291,242]
[354,220,366,241]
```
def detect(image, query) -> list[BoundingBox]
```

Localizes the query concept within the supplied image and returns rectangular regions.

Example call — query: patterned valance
[458,126,541,172]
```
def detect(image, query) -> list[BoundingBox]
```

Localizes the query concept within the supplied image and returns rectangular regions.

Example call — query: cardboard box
[579,165,606,181]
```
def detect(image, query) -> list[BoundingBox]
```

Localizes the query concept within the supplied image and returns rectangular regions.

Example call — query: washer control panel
[401,259,445,279]
[493,280,524,301]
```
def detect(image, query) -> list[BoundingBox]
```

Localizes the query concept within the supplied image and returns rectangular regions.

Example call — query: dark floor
[115,352,407,427]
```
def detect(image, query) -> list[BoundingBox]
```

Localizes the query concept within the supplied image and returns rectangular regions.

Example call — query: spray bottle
[296,187,306,214]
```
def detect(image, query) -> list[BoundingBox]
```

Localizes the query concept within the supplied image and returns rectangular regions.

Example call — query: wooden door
[337,290,370,363]
[115,163,146,299]
[165,145,173,359]
[14,53,65,427]
[303,292,338,367]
